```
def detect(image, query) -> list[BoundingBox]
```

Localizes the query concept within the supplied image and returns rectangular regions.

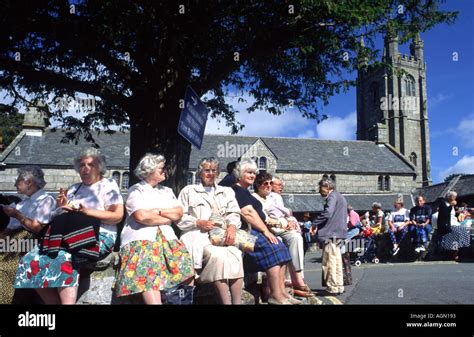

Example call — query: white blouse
[67,178,123,234]
[121,181,180,248]
[6,189,56,231]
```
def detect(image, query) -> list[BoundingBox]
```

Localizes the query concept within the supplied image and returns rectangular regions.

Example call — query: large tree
[0,105,23,151]
[0,0,456,191]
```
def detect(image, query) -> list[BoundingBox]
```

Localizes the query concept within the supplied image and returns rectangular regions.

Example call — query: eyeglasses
[262,181,273,186]
[202,169,217,174]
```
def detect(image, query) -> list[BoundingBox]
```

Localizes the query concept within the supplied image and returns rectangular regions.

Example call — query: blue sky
[205,0,474,184]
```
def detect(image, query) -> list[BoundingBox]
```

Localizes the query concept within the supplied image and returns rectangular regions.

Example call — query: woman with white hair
[115,154,194,304]
[177,157,244,304]
[0,166,55,304]
[232,159,296,305]
[437,191,471,261]
[15,147,124,304]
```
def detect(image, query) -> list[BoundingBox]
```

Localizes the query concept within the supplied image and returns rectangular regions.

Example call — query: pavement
[300,245,474,305]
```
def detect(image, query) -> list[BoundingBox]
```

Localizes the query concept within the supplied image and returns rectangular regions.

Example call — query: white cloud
[428,92,453,109]
[314,112,357,140]
[456,115,474,148]
[204,93,318,137]
[439,155,474,180]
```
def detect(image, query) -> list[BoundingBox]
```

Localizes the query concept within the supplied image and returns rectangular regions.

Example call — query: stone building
[357,32,431,188]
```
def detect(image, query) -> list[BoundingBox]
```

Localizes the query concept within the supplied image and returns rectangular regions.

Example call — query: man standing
[311,178,347,295]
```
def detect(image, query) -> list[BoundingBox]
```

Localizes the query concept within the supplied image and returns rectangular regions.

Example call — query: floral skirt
[115,232,194,297]
[14,232,116,289]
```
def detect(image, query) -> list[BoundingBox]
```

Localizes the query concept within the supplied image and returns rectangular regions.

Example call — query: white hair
[372,202,382,209]
[197,157,220,175]
[73,147,107,176]
[17,166,47,189]
[134,153,166,180]
[233,158,258,179]
[446,190,457,199]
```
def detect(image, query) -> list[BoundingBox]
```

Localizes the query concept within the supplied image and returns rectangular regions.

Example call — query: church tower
[356,31,432,187]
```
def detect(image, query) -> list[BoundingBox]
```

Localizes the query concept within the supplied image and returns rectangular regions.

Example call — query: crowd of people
[0,149,472,305]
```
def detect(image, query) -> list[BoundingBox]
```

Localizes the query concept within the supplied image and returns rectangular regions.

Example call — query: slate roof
[0,129,129,168]
[283,193,414,212]
[1,130,415,175]
[417,175,474,203]
[190,134,415,174]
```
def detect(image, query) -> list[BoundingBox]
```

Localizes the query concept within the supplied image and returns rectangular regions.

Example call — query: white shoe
[418,245,426,252]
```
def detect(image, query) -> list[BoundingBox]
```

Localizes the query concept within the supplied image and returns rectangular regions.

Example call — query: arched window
[112,171,121,186]
[322,174,329,179]
[258,157,267,170]
[187,172,194,185]
[330,174,336,188]
[378,176,384,191]
[404,75,416,96]
[121,172,130,190]
[384,176,391,191]
[409,152,417,166]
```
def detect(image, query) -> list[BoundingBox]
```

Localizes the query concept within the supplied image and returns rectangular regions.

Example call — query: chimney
[22,101,48,137]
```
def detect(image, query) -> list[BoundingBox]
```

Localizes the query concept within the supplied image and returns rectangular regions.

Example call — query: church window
[409,152,417,166]
[323,174,329,179]
[384,176,391,191]
[378,176,383,191]
[404,75,416,96]
[259,157,267,170]
[121,172,130,190]
[112,171,121,187]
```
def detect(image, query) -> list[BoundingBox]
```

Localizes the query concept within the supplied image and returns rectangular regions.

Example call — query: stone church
[3,32,465,214]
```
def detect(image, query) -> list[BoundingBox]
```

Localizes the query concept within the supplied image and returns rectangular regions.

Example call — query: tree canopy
[0,105,23,151]
[0,0,457,191]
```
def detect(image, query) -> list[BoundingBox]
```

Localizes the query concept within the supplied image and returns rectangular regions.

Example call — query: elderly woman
[177,157,244,304]
[15,148,124,304]
[252,172,310,298]
[115,154,194,304]
[0,166,55,304]
[438,191,471,262]
[231,159,297,305]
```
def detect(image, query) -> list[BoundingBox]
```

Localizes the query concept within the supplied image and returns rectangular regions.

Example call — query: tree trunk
[128,87,191,195]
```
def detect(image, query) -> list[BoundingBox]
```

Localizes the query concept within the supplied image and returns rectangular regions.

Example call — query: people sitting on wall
[409,195,432,254]
[177,157,244,304]
[387,198,411,256]
[15,148,124,304]
[231,159,296,305]
[0,166,55,304]
[437,191,471,262]
[115,154,194,304]
[252,173,311,298]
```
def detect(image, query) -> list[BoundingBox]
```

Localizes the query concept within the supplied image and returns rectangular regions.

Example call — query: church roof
[191,134,415,174]
[0,130,415,175]
[417,175,474,203]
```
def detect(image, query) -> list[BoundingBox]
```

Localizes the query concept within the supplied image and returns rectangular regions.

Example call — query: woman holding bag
[115,154,194,304]
[177,157,244,305]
